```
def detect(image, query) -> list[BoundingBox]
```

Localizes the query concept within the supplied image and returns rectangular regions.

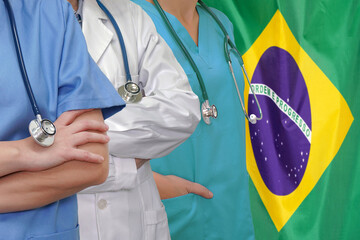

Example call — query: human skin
[0,109,111,213]
[0,109,109,177]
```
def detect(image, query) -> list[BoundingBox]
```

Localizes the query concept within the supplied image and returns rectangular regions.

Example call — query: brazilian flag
[206,0,360,239]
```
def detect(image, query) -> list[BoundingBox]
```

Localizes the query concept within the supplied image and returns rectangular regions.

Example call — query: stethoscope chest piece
[118,82,142,103]
[96,0,142,104]
[201,100,218,125]
[29,115,56,147]
[3,0,57,147]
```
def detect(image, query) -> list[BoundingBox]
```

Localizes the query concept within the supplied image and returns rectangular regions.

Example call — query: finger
[187,182,213,199]
[56,109,94,126]
[64,149,105,163]
[69,120,109,133]
[72,132,110,146]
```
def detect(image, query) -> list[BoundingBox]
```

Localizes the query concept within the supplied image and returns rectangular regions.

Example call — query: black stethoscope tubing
[96,0,143,103]
[96,0,132,82]
[3,0,41,116]
[3,0,56,147]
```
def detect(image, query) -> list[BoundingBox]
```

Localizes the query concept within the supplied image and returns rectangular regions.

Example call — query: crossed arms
[0,109,110,213]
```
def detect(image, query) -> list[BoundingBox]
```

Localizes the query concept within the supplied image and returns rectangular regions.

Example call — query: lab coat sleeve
[79,155,137,193]
[80,2,200,193]
[106,4,201,159]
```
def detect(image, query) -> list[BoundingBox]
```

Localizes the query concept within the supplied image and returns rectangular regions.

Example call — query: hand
[153,172,213,200]
[135,158,150,169]
[20,109,110,172]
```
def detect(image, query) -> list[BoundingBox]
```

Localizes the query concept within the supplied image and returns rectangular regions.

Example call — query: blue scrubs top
[0,0,125,239]
[132,1,255,239]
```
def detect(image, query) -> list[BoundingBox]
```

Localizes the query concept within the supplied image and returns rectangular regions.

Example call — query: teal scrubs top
[132,1,255,239]
[0,0,125,239]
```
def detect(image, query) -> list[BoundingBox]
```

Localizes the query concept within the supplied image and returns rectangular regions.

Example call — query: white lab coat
[77,0,200,239]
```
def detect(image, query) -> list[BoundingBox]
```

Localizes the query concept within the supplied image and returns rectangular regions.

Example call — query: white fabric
[78,0,200,239]
[78,162,170,240]
[81,155,137,192]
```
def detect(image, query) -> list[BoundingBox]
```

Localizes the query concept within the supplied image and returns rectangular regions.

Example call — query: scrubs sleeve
[105,4,201,159]
[57,2,125,119]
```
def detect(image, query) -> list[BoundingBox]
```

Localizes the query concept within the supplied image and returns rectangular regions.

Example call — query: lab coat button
[97,199,108,210]
[151,35,158,42]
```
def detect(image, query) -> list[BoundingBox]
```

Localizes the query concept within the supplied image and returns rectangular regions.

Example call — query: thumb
[187,182,213,199]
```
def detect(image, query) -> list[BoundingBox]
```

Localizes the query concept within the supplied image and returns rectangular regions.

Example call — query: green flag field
[206,1,360,239]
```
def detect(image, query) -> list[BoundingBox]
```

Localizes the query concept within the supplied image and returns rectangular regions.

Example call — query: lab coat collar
[82,0,113,63]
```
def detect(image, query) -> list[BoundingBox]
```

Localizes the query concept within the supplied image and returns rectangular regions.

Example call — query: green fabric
[206,0,360,239]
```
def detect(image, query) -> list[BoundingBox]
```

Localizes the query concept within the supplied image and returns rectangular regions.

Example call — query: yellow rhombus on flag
[243,10,353,231]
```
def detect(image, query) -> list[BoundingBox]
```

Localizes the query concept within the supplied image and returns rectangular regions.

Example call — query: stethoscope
[153,0,263,125]
[96,0,142,103]
[3,0,56,147]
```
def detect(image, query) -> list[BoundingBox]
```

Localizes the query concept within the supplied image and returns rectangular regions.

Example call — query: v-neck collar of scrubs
[141,1,209,57]
[161,5,203,54]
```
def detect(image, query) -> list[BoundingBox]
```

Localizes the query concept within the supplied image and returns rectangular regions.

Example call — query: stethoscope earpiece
[118,82,142,103]
[249,114,257,124]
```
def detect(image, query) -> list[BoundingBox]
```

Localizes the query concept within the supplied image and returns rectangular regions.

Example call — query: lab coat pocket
[144,203,170,240]
[27,225,79,240]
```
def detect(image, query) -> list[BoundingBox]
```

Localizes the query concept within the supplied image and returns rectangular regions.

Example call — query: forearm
[79,155,138,194]
[0,158,108,213]
[79,156,149,195]
[106,91,199,159]
[0,110,109,213]
[153,171,165,192]
[0,142,23,177]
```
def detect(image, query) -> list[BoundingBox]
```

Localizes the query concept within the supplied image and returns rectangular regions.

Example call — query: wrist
[15,138,39,172]
[0,141,25,176]
[135,158,149,169]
